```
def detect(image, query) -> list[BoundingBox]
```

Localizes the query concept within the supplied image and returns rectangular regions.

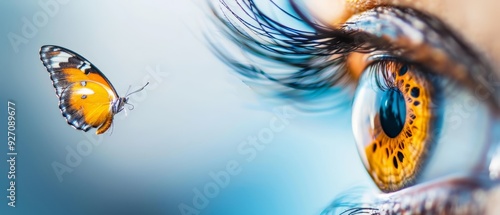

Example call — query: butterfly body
[40,45,129,134]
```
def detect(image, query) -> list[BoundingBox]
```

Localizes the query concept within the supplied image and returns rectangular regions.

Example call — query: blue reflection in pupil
[379,88,406,138]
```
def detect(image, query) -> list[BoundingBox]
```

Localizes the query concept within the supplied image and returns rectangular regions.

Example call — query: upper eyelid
[344,6,500,111]
[210,1,500,112]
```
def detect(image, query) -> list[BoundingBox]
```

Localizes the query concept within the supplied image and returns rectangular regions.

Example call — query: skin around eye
[307,0,500,72]
[352,61,437,192]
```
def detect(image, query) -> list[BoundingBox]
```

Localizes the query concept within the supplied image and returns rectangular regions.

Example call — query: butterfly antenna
[125,85,133,96]
[126,103,135,110]
[126,82,149,97]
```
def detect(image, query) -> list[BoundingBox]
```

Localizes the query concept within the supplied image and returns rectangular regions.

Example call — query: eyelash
[210,0,396,100]
[210,0,500,111]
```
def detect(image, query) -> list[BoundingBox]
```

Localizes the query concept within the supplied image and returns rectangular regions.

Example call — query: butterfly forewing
[40,45,119,134]
[40,45,118,96]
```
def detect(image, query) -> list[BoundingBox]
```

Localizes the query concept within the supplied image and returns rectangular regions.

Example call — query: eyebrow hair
[208,0,500,110]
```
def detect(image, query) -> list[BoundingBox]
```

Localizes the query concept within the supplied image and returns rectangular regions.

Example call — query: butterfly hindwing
[40,45,119,134]
[59,80,116,134]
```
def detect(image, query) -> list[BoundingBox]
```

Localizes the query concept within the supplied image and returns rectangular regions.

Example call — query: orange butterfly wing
[59,81,116,134]
[40,45,119,134]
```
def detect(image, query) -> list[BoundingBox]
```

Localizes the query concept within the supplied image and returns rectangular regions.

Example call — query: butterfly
[39,45,148,134]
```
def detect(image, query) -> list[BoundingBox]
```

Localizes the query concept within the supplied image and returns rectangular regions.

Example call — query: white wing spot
[75,88,94,95]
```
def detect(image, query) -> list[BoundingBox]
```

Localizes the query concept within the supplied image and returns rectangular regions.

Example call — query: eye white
[418,86,493,182]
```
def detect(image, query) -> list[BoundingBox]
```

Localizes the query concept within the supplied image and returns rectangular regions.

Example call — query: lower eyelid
[325,176,499,214]
[374,177,495,214]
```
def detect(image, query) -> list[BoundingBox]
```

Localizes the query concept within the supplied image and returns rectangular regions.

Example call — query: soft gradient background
[0,1,372,214]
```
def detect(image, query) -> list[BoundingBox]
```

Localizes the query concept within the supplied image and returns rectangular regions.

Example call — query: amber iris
[361,62,435,192]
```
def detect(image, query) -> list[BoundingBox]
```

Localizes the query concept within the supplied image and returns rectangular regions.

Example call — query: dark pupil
[379,88,406,138]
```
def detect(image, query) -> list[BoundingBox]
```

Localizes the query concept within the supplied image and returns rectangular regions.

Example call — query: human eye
[208,0,500,214]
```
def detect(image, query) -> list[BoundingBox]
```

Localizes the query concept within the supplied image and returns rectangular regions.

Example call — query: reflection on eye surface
[208,0,500,214]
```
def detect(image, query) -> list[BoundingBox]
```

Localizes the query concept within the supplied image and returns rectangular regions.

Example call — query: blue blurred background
[0,1,373,214]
